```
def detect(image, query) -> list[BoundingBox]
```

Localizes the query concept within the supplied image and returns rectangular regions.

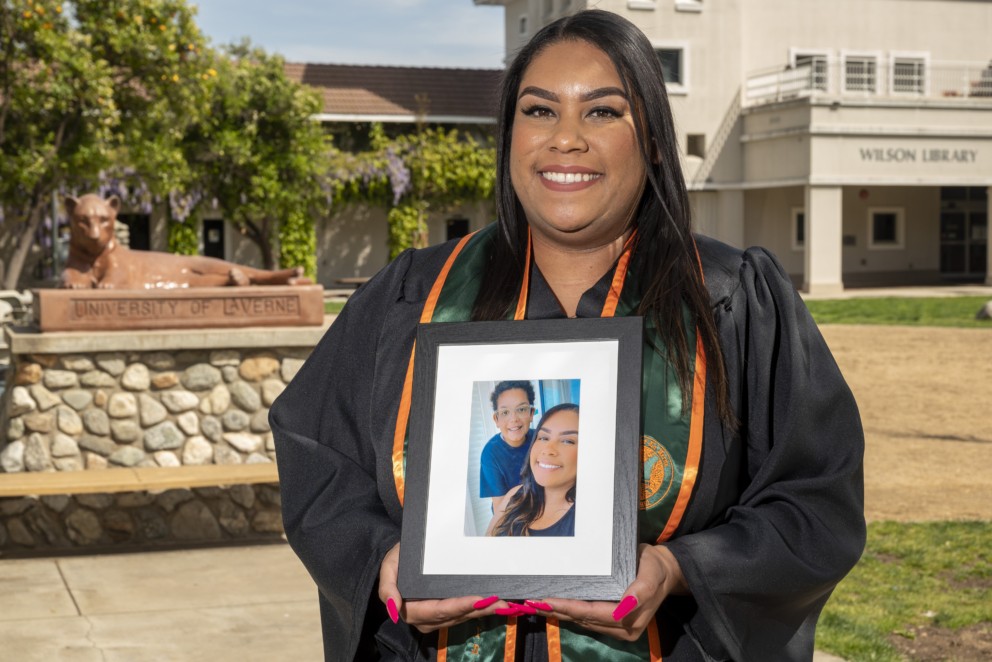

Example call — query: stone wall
[0,484,284,555]
[0,322,330,554]
[1,347,307,472]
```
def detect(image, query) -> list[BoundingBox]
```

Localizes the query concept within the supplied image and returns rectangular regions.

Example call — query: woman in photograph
[488,403,579,538]
[271,8,865,661]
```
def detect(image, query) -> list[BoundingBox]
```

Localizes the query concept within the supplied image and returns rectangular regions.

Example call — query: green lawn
[805,296,991,328]
[325,295,992,326]
[817,521,992,661]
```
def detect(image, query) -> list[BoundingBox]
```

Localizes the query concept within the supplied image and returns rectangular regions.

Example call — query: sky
[191,0,507,69]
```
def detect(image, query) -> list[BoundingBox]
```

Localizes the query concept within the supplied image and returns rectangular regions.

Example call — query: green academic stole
[390,224,706,662]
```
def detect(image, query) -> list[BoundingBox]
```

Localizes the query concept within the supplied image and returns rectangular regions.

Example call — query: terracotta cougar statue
[60,194,311,289]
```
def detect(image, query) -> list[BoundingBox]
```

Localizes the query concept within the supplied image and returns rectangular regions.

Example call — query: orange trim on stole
[391,344,416,506]
[648,620,663,662]
[513,231,532,321]
[504,617,518,662]
[601,230,637,318]
[546,617,562,662]
[422,232,476,323]
[437,627,448,662]
[392,232,476,505]
[655,234,708,542]
[657,334,706,543]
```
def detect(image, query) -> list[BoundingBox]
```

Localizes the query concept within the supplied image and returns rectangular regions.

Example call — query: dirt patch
[890,622,992,662]
[820,325,992,523]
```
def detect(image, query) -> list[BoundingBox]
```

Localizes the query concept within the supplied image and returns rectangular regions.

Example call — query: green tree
[178,43,328,273]
[0,0,212,289]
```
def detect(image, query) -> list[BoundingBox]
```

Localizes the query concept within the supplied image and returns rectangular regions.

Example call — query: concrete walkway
[0,542,848,660]
[0,544,322,661]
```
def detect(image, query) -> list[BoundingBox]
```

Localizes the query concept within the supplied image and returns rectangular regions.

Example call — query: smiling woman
[271,9,866,662]
[489,403,580,538]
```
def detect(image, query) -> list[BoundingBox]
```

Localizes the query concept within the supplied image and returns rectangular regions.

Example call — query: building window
[518,15,528,36]
[543,0,554,18]
[792,208,805,251]
[675,0,703,12]
[794,52,829,91]
[561,0,572,10]
[844,56,877,93]
[686,134,706,158]
[628,0,657,9]
[655,48,685,87]
[868,208,904,249]
[893,57,926,94]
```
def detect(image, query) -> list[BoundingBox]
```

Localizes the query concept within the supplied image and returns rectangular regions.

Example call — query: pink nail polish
[524,600,553,612]
[386,597,400,624]
[495,607,523,616]
[612,595,638,621]
[473,595,500,609]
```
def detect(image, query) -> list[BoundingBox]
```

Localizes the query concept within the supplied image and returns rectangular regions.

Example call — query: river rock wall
[0,322,329,555]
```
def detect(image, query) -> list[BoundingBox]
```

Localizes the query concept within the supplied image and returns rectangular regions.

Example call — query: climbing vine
[328,123,496,259]
[278,211,317,281]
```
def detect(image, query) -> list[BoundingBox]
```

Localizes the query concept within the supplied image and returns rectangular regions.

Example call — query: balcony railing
[744,59,992,107]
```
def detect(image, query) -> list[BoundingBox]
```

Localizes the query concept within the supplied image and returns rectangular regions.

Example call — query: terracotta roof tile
[284,62,503,121]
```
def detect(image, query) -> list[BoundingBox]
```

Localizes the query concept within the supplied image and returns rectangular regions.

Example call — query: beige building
[477,0,992,292]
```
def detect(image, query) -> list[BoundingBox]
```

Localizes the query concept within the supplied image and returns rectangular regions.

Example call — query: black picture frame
[398,317,643,601]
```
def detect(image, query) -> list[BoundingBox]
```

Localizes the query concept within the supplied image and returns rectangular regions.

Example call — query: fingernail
[524,600,553,612]
[508,602,537,615]
[386,597,400,624]
[612,595,638,621]
[495,606,523,616]
[473,595,500,609]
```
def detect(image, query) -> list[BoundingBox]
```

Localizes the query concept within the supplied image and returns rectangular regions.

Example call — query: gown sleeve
[664,244,867,661]
[269,249,421,662]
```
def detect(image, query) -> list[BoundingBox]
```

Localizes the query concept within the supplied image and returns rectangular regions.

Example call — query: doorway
[939,187,987,279]
[203,219,225,259]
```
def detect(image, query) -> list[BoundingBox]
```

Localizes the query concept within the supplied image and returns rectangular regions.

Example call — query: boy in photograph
[479,380,536,512]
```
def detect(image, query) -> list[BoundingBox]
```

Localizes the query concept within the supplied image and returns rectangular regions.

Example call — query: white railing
[745,59,992,106]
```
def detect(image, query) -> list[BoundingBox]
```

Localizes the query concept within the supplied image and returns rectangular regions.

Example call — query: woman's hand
[378,543,506,633]
[538,544,688,641]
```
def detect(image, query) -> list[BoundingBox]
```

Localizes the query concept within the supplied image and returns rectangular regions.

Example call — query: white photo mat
[421,339,619,577]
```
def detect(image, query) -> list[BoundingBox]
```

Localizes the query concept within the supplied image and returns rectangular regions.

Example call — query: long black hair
[471,10,733,426]
[491,403,578,537]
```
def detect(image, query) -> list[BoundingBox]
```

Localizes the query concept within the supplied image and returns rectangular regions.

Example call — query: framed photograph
[398,317,642,601]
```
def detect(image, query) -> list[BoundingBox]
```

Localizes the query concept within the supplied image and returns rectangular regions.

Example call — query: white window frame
[868,207,905,250]
[675,0,703,12]
[652,41,690,95]
[841,50,882,95]
[789,48,833,94]
[628,0,657,10]
[791,208,806,251]
[890,51,930,96]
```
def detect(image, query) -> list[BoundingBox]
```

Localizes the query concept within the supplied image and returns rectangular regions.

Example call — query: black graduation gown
[269,233,866,662]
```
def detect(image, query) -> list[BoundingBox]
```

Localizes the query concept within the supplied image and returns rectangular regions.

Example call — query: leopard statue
[59,194,312,289]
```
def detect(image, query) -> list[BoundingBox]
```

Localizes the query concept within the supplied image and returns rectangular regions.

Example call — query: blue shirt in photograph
[479,429,535,499]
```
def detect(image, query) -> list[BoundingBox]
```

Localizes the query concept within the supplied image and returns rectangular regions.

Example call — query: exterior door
[940,187,987,278]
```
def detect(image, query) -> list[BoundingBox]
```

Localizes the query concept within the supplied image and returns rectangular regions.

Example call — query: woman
[271,9,865,661]
[488,403,579,537]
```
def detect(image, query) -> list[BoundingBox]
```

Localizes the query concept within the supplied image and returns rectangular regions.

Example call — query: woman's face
[529,409,578,491]
[510,39,648,251]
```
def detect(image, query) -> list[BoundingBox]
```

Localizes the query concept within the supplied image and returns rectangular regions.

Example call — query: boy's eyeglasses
[495,405,535,420]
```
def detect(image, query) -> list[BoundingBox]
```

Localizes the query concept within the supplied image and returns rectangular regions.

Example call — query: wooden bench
[0,463,279,498]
